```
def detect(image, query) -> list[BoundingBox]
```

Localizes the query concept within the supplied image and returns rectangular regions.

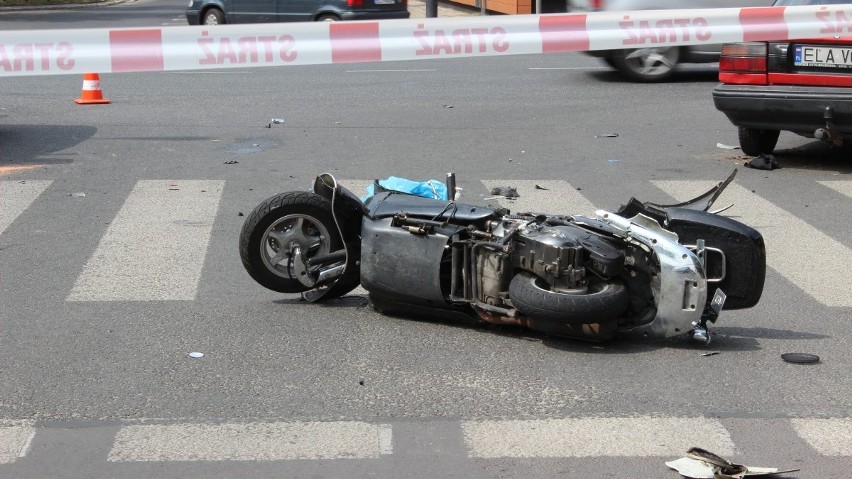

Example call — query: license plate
[710,289,727,316]
[375,0,396,4]
[794,45,852,69]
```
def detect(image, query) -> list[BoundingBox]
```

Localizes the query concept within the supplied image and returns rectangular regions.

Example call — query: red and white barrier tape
[0,5,850,77]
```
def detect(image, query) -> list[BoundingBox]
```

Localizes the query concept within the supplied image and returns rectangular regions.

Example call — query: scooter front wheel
[239,191,341,293]
[509,272,628,324]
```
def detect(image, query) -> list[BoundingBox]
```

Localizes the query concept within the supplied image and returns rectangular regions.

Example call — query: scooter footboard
[665,208,766,310]
[360,217,451,307]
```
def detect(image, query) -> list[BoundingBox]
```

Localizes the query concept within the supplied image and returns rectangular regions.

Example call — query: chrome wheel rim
[260,214,331,279]
[623,47,678,78]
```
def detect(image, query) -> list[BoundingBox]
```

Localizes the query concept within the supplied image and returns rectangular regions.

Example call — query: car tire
[609,47,680,82]
[203,8,225,25]
[317,13,340,22]
[738,127,780,156]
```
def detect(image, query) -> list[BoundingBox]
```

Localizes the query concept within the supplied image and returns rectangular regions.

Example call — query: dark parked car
[186,0,410,25]
[713,0,852,155]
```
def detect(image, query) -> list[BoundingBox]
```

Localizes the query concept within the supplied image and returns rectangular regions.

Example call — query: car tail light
[590,0,604,10]
[347,0,363,6]
[719,42,767,73]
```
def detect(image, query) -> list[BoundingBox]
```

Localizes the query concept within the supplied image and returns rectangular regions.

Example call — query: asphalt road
[1,1,851,478]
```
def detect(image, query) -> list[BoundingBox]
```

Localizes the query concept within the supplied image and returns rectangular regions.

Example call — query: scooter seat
[366,191,499,223]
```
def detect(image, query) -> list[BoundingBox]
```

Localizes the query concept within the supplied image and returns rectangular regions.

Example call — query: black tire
[239,191,343,294]
[738,127,780,156]
[509,272,628,324]
[203,8,225,25]
[316,13,340,22]
[609,47,680,82]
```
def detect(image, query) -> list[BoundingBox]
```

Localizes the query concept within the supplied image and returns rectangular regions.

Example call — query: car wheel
[738,127,780,156]
[203,8,225,25]
[610,47,680,82]
[317,14,340,22]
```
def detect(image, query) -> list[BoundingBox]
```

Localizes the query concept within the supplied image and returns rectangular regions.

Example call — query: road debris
[701,351,721,357]
[666,447,800,478]
[168,184,180,191]
[595,133,619,138]
[188,352,204,359]
[781,352,820,364]
[534,184,549,190]
[716,143,740,150]
[745,154,779,170]
[67,192,86,197]
[442,104,454,108]
[238,212,244,216]
[224,160,239,164]
[488,186,519,199]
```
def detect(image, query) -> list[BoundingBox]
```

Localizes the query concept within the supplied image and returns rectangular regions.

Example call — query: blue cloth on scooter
[361,176,448,202]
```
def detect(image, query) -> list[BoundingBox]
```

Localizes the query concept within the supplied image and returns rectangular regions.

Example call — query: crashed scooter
[239,170,765,344]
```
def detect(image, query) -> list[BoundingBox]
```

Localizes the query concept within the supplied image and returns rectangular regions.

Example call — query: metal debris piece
[666,447,800,478]
[745,154,779,170]
[781,353,820,364]
[188,352,204,358]
[716,143,740,150]
[489,186,519,198]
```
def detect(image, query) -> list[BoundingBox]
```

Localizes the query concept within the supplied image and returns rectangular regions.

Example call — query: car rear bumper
[339,10,410,20]
[713,84,852,134]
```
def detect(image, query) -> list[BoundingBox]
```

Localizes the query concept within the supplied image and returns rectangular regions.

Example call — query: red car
[712,0,852,156]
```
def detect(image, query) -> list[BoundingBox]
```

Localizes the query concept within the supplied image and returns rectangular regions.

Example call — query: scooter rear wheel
[509,272,628,324]
[239,191,342,293]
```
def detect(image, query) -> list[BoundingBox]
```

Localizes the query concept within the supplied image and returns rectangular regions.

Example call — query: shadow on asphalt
[0,124,96,166]
[587,67,719,84]
[771,141,852,173]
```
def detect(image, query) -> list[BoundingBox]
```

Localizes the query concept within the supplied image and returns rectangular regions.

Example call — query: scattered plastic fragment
[271,118,284,124]
[716,143,740,150]
[224,160,239,164]
[188,352,204,358]
[666,447,799,478]
[489,186,519,198]
[67,192,86,197]
[608,159,621,164]
[745,154,779,170]
[534,184,549,190]
[781,352,820,364]
[595,133,619,138]
[701,351,721,357]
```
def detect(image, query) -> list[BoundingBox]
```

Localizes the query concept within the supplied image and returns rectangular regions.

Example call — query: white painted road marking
[818,180,852,199]
[481,180,597,217]
[0,421,36,464]
[792,418,852,456]
[653,181,852,308]
[67,180,224,301]
[107,421,389,462]
[0,180,52,235]
[461,417,734,458]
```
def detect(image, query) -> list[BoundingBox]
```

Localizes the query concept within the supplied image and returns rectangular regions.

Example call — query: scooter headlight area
[239,171,766,346]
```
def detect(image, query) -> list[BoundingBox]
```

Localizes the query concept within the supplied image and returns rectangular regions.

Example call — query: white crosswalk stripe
[653,181,852,308]
[461,417,734,458]
[0,180,52,236]
[481,180,597,216]
[67,180,225,301]
[0,421,35,464]
[107,421,392,462]
[818,180,852,199]
[791,418,852,456]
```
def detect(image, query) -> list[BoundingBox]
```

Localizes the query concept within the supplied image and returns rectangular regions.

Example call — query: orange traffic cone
[75,73,111,105]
